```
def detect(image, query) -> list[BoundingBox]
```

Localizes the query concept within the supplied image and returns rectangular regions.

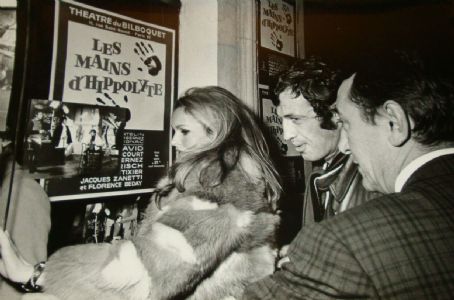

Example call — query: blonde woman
[0,86,282,300]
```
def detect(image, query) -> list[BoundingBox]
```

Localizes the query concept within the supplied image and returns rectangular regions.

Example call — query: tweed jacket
[243,154,454,299]
[42,161,279,300]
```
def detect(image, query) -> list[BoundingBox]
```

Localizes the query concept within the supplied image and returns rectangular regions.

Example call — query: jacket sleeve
[242,222,375,300]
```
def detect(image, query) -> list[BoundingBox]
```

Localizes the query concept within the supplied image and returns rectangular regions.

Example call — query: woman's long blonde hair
[158,86,281,207]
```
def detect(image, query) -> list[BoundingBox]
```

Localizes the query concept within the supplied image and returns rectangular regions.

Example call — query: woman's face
[171,107,213,154]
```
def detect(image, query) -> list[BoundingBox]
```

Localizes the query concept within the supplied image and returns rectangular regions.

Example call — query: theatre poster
[36,0,175,201]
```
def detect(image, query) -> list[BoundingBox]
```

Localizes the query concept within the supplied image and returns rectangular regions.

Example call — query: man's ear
[382,100,412,147]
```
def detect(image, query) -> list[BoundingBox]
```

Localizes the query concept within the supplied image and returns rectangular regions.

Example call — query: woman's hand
[0,230,34,283]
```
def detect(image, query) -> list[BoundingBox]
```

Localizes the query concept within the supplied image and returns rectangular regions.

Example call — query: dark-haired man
[274,58,377,227]
[243,53,454,298]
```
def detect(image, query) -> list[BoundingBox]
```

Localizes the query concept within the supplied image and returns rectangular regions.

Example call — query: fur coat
[42,162,280,300]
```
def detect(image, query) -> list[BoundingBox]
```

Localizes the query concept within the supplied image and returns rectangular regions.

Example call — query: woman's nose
[171,133,179,147]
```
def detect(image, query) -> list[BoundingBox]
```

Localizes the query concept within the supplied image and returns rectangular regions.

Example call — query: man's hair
[350,51,454,145]
[274,57,342,130]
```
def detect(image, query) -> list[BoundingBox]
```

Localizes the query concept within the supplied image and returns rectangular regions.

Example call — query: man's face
[277,89,340,162]
[336,75,390,193]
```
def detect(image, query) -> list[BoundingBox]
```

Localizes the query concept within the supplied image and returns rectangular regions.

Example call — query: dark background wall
[303,1,454,72]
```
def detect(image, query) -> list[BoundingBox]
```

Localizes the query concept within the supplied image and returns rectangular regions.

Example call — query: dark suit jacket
[243,154,454,299]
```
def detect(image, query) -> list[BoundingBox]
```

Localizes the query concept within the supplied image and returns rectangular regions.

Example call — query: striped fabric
[243,154,454,299]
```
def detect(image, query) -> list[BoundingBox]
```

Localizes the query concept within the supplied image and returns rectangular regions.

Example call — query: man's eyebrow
[281,112,298,118]
[282,112,311,118]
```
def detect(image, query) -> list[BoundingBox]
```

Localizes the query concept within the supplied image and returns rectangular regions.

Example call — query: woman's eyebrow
[172,124,186,130]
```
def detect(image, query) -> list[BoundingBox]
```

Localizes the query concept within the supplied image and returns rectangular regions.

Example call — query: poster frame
[9,0,179,202]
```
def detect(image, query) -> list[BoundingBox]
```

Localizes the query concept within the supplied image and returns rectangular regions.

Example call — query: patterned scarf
[308,152,350,223]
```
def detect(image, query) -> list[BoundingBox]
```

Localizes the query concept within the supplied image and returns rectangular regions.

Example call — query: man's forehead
[335,74,355,115]
[278,91,313,115]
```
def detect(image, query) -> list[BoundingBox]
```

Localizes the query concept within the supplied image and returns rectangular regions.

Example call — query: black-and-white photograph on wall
[0,0,16,132]
[24,99,129,178]
[47,194,149,255]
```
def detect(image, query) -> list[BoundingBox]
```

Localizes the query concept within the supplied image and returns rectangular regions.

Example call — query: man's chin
[361,176,379,192]
[299,148,327,162]
[301,153,323,162]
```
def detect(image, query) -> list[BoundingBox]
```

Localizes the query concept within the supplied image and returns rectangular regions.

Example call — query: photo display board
[20,0,176,201]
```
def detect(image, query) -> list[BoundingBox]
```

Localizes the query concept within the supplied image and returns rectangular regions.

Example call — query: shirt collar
[323,151,344,170]
[394,148,454,192]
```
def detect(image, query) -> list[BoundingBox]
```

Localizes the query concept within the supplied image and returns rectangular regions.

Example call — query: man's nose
[282,119,295,142]
[338,128,351,154]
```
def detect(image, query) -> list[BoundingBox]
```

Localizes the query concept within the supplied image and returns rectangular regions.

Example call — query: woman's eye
[180,129,189,135]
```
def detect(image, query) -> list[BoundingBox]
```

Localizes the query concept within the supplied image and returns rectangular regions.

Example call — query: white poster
[260,0,295,56]
[46,0,175,200]
[62,21,166,130]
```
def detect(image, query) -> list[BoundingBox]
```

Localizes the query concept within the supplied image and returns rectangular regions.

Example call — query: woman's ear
[382,100,412,147]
